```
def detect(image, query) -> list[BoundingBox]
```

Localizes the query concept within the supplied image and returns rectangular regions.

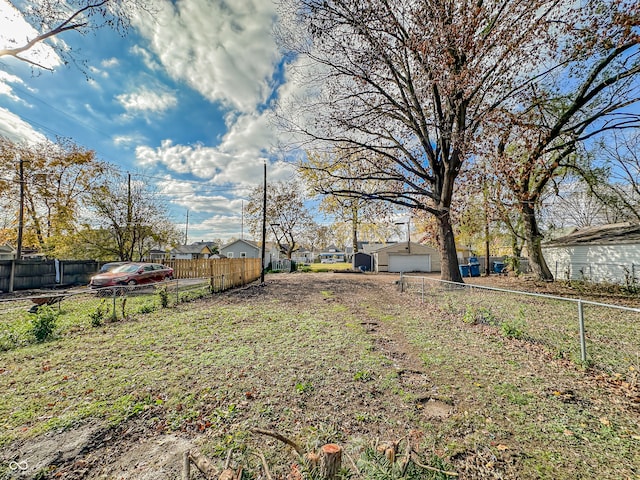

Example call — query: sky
[0,0,300,244]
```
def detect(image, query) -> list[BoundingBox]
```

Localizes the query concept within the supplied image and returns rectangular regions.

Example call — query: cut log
[218,469,235,480]
[189,449,219,479]
[319,443,342,480]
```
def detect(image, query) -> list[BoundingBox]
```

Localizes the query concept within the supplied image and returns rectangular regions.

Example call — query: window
[226,252,234,258]
[240,252,247,258]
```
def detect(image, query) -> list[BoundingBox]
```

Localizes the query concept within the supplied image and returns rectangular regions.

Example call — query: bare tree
[82,171,179,261]
[0,0,152,70]
[275,0,569,281]
[245,181,315,259]
[587,131,640,222]
[302,150,396,254]
[487,0,640,280]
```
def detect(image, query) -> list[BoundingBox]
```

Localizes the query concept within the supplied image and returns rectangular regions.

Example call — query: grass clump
[501,307,527,339]
[29,306,58,343]
[88,301,108,327]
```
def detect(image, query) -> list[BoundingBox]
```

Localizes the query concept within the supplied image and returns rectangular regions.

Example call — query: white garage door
[388,254,431,273]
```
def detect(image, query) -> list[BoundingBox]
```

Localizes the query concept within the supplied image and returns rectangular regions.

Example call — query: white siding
[388,254,431,273]
[544,244,640,283]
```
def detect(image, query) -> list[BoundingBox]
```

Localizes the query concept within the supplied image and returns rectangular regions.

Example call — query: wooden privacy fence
[164,258,262,290]
[0,260,100,292]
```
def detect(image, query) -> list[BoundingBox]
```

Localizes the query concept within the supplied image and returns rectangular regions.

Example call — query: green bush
[137,304,156,314]
[30,306,58,342]
[88,302,107,327]
[157,286,170,308]
[501,307,526,339]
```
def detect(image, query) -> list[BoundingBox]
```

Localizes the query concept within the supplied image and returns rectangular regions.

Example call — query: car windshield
[111,264,140,273]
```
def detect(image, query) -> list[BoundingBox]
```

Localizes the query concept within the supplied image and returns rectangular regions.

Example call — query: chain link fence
[0,273,255,352]
[400,274,640,380]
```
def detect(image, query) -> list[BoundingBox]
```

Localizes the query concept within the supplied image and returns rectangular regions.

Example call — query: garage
[388,254,431,273]
[371,242,441,273]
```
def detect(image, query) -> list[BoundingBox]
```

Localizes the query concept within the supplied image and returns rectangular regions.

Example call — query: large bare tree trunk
[521,201,553,281]
[437,211,463,282]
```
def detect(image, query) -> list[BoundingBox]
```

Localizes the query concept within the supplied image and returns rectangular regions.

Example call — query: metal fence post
[578,300,587,363]
[421,276,425,303]
[400,272,404,293]
[175,279,179,304]
[112,287,117,321]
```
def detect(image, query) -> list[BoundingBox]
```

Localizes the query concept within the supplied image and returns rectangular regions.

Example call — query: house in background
[371,242,441,273]
[292,247,314,264]
[144,249,167,262]
[220,239,260,260]
[543,222,640,283]
[170,242,216,260]
[0,245,15,260]
[319,244,346,263]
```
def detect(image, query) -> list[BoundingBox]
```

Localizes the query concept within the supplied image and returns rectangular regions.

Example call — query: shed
[352,252,373,271]
[542,223,640,283]
[371,242,440,273]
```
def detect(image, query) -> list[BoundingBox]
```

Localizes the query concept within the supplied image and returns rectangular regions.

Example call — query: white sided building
[542,223,640,284]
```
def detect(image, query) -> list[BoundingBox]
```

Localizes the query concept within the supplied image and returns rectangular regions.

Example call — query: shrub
[30,306,58,342]
[88,302,107,327]
[157,286,170,308]
[462,306,496,325]
[501,307,526,339]
[137,304,156,314]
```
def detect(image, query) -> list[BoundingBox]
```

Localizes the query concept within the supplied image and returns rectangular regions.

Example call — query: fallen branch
[250,428,305,457]
[411,453,459,477]
[252,451,273,480]
[188,449,219,479]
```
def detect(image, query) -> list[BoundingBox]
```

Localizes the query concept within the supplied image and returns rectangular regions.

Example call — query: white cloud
[130,45,162,71]
[135,110,296,187]
[0,71,25,101]
[116,86,178,117]
[132,0,280,113]
[0,107,46,143]
[0,0,62,70]
[113,133,147,148]
[101,57,119,68]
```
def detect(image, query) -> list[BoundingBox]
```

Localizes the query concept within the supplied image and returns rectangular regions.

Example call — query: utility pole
[260,162,267,283]
[184,209,189,245]
[126,172,132,261]
[10,157,25,293]
[16,158,25,260]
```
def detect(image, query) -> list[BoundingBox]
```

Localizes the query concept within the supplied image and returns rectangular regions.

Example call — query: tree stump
[319,443,342,480]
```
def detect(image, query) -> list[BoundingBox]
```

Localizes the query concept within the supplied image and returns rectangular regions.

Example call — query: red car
[89,262,173,288]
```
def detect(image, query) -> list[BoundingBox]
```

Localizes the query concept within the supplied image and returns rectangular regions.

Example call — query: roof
[370,241,438,254]
[171,243,213,254]
[0,244,15,253]
[544,223,640,247]
[220,239,260,251]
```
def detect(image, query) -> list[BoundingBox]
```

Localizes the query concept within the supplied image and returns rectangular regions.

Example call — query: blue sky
[0,0,298,243]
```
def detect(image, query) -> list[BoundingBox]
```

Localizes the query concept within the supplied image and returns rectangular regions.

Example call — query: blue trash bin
[493,261,505,274]
[459,265,470,277]
[469,263,480,277]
